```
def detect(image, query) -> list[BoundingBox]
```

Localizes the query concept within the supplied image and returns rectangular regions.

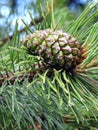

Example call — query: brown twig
[29,121,43,130]
[0,71,36,86]
[1,16,43,44]
[0,64,48,87]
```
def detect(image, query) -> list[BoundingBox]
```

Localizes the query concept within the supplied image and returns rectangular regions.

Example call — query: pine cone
[22,29,81,70]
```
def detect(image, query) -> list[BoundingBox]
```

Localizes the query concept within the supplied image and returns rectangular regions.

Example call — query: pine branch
[0,1,98,130]
[0,65,47,86]
[0,71,34,86]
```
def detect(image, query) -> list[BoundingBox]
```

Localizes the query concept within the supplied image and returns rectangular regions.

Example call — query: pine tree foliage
[0,1,98,130]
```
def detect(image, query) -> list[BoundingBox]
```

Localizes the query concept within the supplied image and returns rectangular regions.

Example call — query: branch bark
[1,16,43,44]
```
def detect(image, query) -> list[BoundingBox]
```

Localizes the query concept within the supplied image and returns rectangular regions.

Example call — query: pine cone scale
[22,29,81,70]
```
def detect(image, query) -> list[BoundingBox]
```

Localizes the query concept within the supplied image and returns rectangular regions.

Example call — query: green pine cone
[22,29,81,70]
